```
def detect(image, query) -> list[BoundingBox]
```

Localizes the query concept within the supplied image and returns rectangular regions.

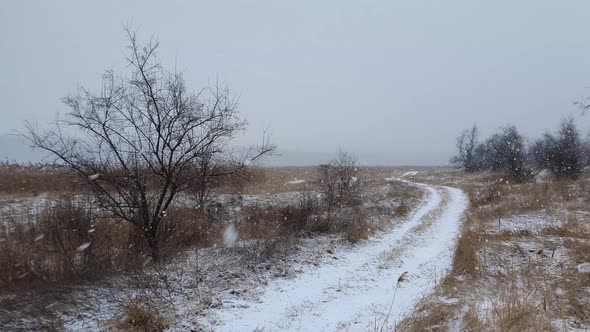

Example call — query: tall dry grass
[0,162,85,196]
[0,197,138,291]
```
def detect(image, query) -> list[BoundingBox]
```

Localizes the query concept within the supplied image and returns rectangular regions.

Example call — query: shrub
[0,197,138,291]
[115,299,167,332]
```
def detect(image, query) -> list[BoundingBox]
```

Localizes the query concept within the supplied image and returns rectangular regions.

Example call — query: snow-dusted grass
[0,166,431,331]
[195,181,467,331]
[397,171,590,331]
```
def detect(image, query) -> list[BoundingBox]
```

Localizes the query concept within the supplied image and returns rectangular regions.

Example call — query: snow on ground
[386,171,419,182]
[484,212,562,234]
[0,195,52,218]
[196,180,468,331]
[578,262,590,273]
[400,171,419,178]
[211,191,315,208]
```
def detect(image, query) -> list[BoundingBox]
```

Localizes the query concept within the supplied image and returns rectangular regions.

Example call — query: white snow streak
[76,242,91,252]
[286,179,306,185]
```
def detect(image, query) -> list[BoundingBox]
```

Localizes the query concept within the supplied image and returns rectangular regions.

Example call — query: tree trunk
[145,223,160,261]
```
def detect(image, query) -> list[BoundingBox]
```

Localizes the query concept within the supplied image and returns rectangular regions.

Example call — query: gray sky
[3,1,590,165]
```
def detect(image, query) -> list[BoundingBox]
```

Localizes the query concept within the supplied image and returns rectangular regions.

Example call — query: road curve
[207,181,469,332]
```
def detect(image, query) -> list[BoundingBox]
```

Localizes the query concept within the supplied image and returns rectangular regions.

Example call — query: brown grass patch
[0,197,140,291]
[0,162,86,196]
[114,299,167,332]
[450,229,480,278]
[490,286,553,332]
[462,305,485,332]
[395,296,457,331]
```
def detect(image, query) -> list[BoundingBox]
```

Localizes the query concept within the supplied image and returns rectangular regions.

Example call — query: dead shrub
[318,151,363,212]
[157,207,221,258]
[115,300,167,332]
[342,207,370,244]
[239,193,321,240]
[257,236,299,262]
[395,200,411,217]
[0,197,140,291]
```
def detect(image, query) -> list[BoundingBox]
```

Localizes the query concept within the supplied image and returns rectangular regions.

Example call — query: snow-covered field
[1,170,473,331]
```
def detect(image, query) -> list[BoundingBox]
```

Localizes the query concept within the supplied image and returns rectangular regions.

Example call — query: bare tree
[24,29,274,259]
[451,124,480,172]
[557,117,584,179]
[189,127,274,211]
[530,132,558,171]
[531,117,583,179]
[486,125,529,182]
[318,151,362,214]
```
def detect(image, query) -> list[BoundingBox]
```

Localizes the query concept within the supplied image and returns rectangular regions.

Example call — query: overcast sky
[3,1,590,165]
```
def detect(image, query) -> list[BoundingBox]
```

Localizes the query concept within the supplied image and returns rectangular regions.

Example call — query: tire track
[205,181,468,332]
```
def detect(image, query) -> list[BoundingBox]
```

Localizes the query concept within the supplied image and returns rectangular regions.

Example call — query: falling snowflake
[223,224,239,247]
[143,256,153,267]
[77,242,91,252]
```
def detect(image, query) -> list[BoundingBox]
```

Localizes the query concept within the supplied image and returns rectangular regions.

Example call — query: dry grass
[0,162,86,196]
[0,166,423,329]
[215,166,319,195]
[157,206,224,254]
[0,199,229,292]
[462,305,485,332]
[395,295,457,331]
[114,299,167,332]
[449,229,480,278]
[490,286,553,332]
[0,197,137,291]
[397,169,590,331]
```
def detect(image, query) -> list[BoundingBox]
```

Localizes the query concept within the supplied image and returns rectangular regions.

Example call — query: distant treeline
[451,117,589,182]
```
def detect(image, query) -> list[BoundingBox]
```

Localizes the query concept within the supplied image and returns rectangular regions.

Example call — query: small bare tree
[24,29,274,259]
[451,124,480,172]
[189,129,274,211]
[318,151,362,213]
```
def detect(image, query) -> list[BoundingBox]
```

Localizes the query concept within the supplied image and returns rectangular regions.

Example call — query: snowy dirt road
[205,181,468,332]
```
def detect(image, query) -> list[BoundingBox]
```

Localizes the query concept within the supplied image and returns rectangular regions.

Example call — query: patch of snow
[400,171,419,178]
[577,262,590,273]
[485,213,562,235]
